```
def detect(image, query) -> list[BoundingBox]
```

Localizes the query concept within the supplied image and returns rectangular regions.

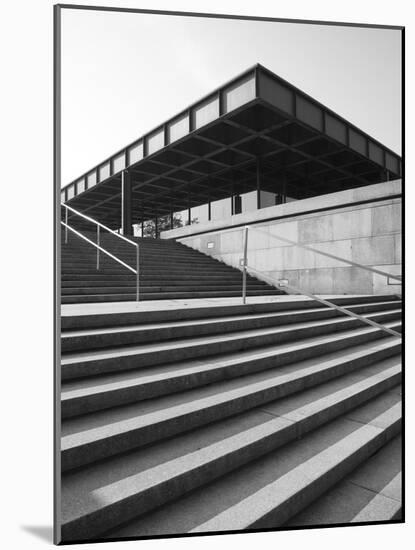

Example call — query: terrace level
[62,64,401,236]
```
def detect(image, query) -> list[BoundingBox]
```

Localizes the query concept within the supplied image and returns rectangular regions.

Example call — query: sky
[61,8,402,187]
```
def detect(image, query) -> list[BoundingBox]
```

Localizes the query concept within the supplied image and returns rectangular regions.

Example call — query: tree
[138,213,199,238]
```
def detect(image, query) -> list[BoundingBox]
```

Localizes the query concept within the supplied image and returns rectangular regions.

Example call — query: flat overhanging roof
[62,64,401,228]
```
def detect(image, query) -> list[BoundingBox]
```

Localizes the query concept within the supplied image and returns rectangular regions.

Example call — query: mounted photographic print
[54,5,403,545]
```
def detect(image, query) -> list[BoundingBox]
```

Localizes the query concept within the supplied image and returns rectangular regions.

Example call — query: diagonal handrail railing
[62,203,137,247]
[61,203,140,301]
[61,222,136,274]
[246,264,401,339]
[238,224,401,338]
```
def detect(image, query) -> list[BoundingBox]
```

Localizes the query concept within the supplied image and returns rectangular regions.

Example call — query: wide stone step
[107,391,400,539]
[61,312,401,380]
[62,250,216,260]
[61,289,283,304]
[61,247,223,258]
[61,271,244,281]
[61,261,241,275]
[61,336,400,418]
[62,242,201,251]
[61,257,225,268]
[63,235,181,247]
[287,433,401,526]
[60,281,261,290]
[61,261,236,270]
[60,345,401,472]
[186,397,401,533]
[61,265,246,275]
[61,284,269,296]
[61,301,401,353]
[61,243,183,257]
[61,273,249,282]
[60,296,400,330]
[61,277,253,287]
[60,372,401,541]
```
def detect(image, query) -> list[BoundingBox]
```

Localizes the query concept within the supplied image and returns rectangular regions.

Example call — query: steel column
[242,226,249,304]
[121,170,133,236]
[187,189,191,226]
[65,207,68,243]
[136,244,140,301]
[281,171,287,204]
[207,177,211,221]
[256,158,261,210]
[96,225,100,269]
[231,177,234,216]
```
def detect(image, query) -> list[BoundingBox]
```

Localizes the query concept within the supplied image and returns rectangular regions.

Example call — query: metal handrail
[61,202,139,300]
[240,224,401,338]
[61,203,136,247]
[246,265,401,339]
[61,221,140,301]
[250,225,402,282]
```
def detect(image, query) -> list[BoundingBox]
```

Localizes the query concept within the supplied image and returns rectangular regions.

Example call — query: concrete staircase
[60,295,402,542]
[61,231,283,303]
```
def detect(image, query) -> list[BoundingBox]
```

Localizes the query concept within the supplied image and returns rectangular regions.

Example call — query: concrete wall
[162,181,401,296]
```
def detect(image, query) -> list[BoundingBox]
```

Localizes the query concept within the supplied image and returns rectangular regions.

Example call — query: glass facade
[191,203,209,224]
[172,211,185,228]
[143,188,299,236]
[211,197,232,221]
[177,209,190,225]
[261,190,279,208]
[241,190,257,213]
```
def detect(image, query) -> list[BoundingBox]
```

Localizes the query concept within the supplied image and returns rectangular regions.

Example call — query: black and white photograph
[55,5,404,545]
[4,1,413,549]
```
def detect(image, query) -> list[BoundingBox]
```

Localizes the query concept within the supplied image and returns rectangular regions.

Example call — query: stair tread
[61,292,283,304]
[287,434,401,526]
[62,386,400,538]
[61,231,283,304]
[61,335,400,402]
[61,348,400,453]
[63,292,270,298]
[61,301,402,340]
[61,310,401,366]
[60,220,402,541]
[60,295,399,327]
[186,397,401,533]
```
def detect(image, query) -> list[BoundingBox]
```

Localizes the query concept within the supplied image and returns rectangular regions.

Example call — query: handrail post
[136,244,140,302]
[65,207,68,244]
[242,226,248,304]
[96,225,100,270]
[61,221,137,275]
